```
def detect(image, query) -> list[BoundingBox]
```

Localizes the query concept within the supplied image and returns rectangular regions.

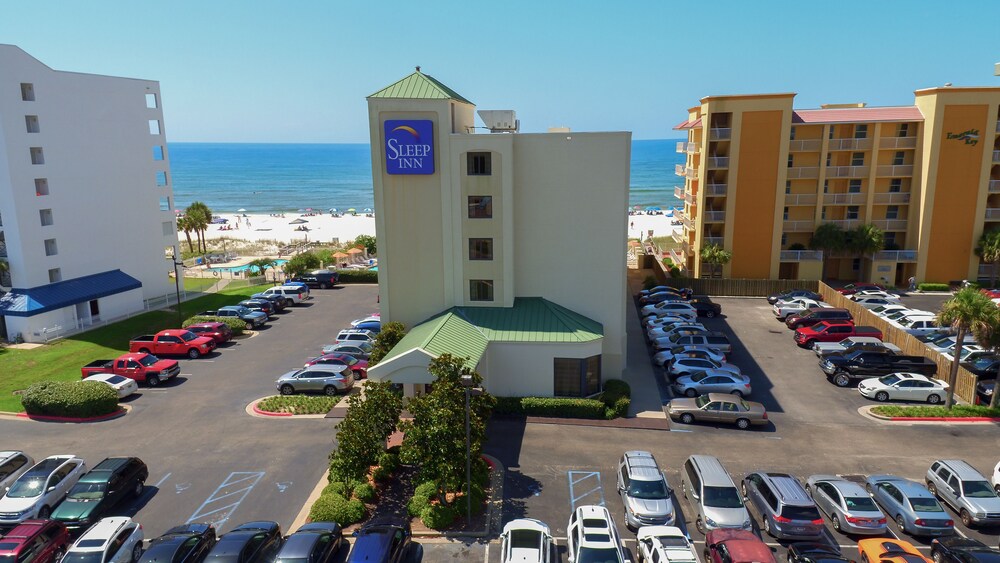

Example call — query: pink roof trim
[792,106,924,124]
[673,117,702,130]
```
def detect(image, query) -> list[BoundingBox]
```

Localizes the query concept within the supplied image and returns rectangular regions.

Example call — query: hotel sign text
[946,129,979,146]
[385,120,435,174]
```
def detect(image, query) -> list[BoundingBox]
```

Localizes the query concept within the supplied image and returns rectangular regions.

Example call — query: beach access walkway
[621,268,670,419]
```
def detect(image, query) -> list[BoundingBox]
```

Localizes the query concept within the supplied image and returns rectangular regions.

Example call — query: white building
[0,45,178,342]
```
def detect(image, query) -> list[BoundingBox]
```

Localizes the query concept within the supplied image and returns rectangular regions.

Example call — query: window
[898,123,909,137]
[852,258,861,271]
[153,146,164,161]
[553,355,602,397]
[884,232,897,247]
[467,152,492,175]
[849,179,862,193]
[781,233,787,246]
[467,196,493,218]
[828,126,835,139]
[826,152,832,166]
[35,178,49,196]
[783,207,789,221]
[821,207,827,220]
[148,120,161,135]
[30,147,44,165]
[156,171,168,186]
[469,238,493,260]
[893,151,905,165]
[854,124,868,139]
[847,206,860,220]
[25,115,39,133]
[48,268,61,283]
[823,180,829,193]
[162,221,174,236]
[785,181,791,194]
[886,205,899,219]
[890,178,902,192]
[44,238,58,256]
[789,126,796,140]
[145,93,158,108]
[39,209,53,226]
[159,197,171,211]
[469,280,493,301]
[851,152,864,166]
[20,83,35,101]
[787,154,794,168]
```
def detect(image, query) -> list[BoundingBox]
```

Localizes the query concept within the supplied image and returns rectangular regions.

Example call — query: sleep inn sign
[385,119,435,174]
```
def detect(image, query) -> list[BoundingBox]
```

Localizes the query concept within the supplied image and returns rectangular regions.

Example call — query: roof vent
[477,110,519,133]
[820,103,867,109]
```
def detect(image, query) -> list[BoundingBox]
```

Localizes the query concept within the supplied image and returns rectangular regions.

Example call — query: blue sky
[4,0,999,143]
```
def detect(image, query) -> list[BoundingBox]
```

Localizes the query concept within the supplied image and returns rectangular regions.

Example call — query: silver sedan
[864,475,954,536]
[672,370,751,398]
[668,357,741,379]
[805,475,887,535]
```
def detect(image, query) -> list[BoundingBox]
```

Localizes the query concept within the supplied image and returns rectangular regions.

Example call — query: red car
[794,322,882,347]
[304,353,368,379]
[0,519,70,563]
[837,283,885,296]
[704,529,776,563]
[186,322,233,344]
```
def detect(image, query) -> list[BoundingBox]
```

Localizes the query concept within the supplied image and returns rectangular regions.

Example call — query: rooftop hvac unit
[478,110,519,133]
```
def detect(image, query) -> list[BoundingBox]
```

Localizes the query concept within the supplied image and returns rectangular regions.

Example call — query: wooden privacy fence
[817,282,977,403]
[647,257,819,297]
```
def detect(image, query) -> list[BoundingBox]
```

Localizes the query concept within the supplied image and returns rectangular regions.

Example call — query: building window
[469,238,493,260]
[20,83,35,101]
[846,206,860,220]
[148,120,161,135]
[821,207,827,220]
[783,207,789,221]
[44,238,58,256]
[854,124,868,139]
[153,146,164,161]
[825,152,832,166]
[145,93,158,109]
[893,151,905,165]
[884,232,897,247]
[162,221,174,236]
[25,115,39,133]
[823,180,829,193]
[898,123,909,137]
[852,258,861,271]
[781,233,788,246]
[828,126,835,139]
[787,154,794,168]
[553,356,602,397]
[39,209,53,226]
[789,126,796,140]
[848,179,862,193]
[890,178,902,192]
[159,197,171,212]
[467,152,492,176]
[35,178,49,196]
[467,196,493,218]
[785,180,791,194]
[30,147,44,165]
[886,205,899,220]
[469,280,493,301]
[851,152,864,166]
[156,171,168,186]
[48,268,61,283]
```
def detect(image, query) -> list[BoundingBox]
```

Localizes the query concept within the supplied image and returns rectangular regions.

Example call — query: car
[767,289,822,305]
[275,523,343,563]
[667,393,767,430]
[62,517,144,563]
[680,455,752,532]
[250,292,287,311]
[644,317,698,334]
[199,306,267,329]
[635,526,697,563]
[900,316,941,336]
[352,321,381,334]
[566,505,627,563]
[672,370,751,398]
[617,451,675,529]
[276,365,355,396]
[786,543,851,563]
[837,283,885,296]
[0,519,70,563]
[0,451,34,493]
[350,315,381,327]
[291,269,338,289]
[858,373,949,403]
[82,374,139,399]
[346,517,411,563]
[785,308,853,329]
[646,321,705,338]
[927,334,978,353]
[238,299,274,317]
[864,475,955,536]
[206,521,282,563]
[975,380,996,407]
[653,346,726,368]
[639,292,690,306]
[773,298,828,320]
[320,342,373,359]
[51,457,148,532]
[647,326,708,344]
[655,333,732,354]
[887,311,936,329]
[641,286,693,298]
[334,329,376,345]
[704,529,777,563]
[943,345,987,363]
[917,330,956,344]
[279,281,311,296]
[853,296,903,309]
[804,475,887,535]
[930,537,1000,563]
[689,299,722,318]
[852,289,900,300]
[871,304,911,318]
[926,460,1000,527]
[641,302,698,319]
[261,286,308,305]
[962,356,1000,381]
[185,322,233,344]
[857,538,931,563]
[304,353,368,378]
[668,357,741,379]
[138,523,217,563]
[0,455,87,524]
[498,519,552,563]
[741,472,824,540]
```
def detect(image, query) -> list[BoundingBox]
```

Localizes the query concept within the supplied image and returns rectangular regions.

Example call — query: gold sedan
[667,393,768,430]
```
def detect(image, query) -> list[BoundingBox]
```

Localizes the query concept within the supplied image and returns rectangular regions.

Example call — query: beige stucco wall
[485,340,603,397]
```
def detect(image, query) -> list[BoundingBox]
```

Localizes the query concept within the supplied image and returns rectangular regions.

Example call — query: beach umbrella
[363,208,373,213]
[329,208,338,213]
[306,208,313,212]
[237,208,246,212]
[289,218,308,224]
[347,248,364,254]
[645,206,661,211]
[297,208,305,213]
[347,208,356,213]
[333,252,349,258]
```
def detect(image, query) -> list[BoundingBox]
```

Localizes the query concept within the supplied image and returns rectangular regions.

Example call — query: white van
[262,285,309,305]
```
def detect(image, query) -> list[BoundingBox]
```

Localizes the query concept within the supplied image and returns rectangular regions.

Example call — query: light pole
[169,257,184,327]
[460,374,483,527]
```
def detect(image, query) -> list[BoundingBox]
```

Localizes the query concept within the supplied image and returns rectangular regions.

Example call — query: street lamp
[168,253,184,327]
[460,374,483,527]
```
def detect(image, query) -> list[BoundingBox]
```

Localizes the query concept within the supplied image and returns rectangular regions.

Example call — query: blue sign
[384,119,434,174]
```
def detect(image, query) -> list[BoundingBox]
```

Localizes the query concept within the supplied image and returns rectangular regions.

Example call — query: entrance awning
[0,270,141,317]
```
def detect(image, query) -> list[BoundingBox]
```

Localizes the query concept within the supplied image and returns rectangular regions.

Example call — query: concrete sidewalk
[620,268,671,419]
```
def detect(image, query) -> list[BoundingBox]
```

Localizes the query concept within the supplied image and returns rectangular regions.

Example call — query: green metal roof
[368,70,473,105]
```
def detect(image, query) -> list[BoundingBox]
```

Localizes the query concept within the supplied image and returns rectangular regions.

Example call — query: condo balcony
[0,240,6,258]
[676,141,686,154]
[986,208,1000,221]
[676,141,699,154]
[674,186,685,200]
[703,210,726,223]
[780,250,824,262]
[705,183,727,197]
[828,138,874,151]
[993,150,1000,164]
[871,219,908,231]
[824,193,867,205]
[875,250,918,262]
[826,165,870,178]
[990,180,1000,194]
[786,166,819,179]
[678,212,693,230]
[788,139,822,152]
[709,128,732,141]
[669,247,685,266]
[879,136,917,150]
[783,220,815,232]
[707,156,730,169]
[672,230,684,244]
[876,164,914,176]
[785,193,818,206]
[873,192,912,204]
[703,236,724,246]
[826,219,863,229]
[674,164,685,177]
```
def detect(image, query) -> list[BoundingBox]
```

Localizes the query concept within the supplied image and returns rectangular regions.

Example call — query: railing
[873,192,911,204]
[782,220,815,232]
[687,142,699,154]
[871,219,908,231]
[788,139,822,152]
[986,208,1000,220]
[826,165,869,178]
[674,186,685,200]
[827,138,873,151]
[676,141,687,154]
[785,193,818,205]
[779,250,824,261]
[703,236,724,246]
[0,241,6,258]
[684,191,695,205]
[824,192,867,205]
[876,164,914,176]
[709,128,732,141]
[705,183,727,196]
[879,136,917,149]
[786,166,819,179]
[994,150,1000,163]
[875,250,918,262]
[704,210,726,223]
[671,230,684,244]
[668,247,685,266]
[707,156,730,168]
[675,141,699,154]
[989,180,1000,194]
[826,219,862,229]
[674,164,685,177]
[679,213,693,230]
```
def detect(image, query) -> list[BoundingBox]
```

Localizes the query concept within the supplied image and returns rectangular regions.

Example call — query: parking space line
[567,471,605,511]
[154,473,171,487]
[186,471,265,527]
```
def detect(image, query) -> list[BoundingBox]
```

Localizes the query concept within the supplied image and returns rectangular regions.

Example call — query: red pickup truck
[80,353,181,386]
[129,329,216,358]
[794,321,883,347]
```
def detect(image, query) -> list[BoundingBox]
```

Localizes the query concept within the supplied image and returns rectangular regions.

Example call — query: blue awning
[0,270,142,317]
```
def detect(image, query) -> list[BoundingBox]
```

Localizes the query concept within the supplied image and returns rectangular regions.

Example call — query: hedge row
[21,381,119,418]
[406,479,487,530]
[256,395,339,415]
[182,315,248,335]
[308,492,365,525]
[872,404,1000,418]
[493,379,632,420]
[917,283,951,292]
[334,269,378,284]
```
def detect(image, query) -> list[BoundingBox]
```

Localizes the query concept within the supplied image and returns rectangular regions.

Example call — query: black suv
[140,523,217,563]
[206,521,283,563]
[931,537,1000,563]
[51,456,148,531]
[347,518,411,563]
[291,270,339,290]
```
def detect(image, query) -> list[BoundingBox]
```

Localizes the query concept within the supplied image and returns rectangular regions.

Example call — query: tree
[846,224,884,281]
[975,229,1000,289]
[700,243,732,279]
[177,215,196,253]
[313,248,334,268]
[246,258,276,278]
[936,287,999,408]
[354,234,377,255]
[809,223,847,280]
[186,202,213,253]
[368,321,406,366]
[0,259,9,287]
[282,252,321,278]
[329,379,403,482]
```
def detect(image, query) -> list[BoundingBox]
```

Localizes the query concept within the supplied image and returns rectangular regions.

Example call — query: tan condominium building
[673,86,1000,285]
[364,69,630,398]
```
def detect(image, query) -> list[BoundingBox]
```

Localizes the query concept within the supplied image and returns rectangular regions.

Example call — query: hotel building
[364,70,630,398]
[673,86,1000,285]
[0,45,178,342]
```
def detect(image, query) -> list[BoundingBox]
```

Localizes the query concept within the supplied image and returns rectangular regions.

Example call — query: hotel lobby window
[553,355,601,397]
[469,280,493,301]
[469,238,493,260]
[468,152,491,176]
[468,196,493,218]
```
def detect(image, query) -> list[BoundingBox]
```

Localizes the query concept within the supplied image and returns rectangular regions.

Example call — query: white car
[652,346,726,368]
[852,290,900,300]
[635,526,698,563]
[0,455,86,524]
[64,516,145,563]
[772,298,826,319]
[853,297,902,309]
[858,373,949,404]
[640,302,697,320]
[887,310,935,329]
[350,315,381,327]
[942,344,985,362]
[0,452,33,494]
[899,316,940,336]
[499,518,552,563]
[334,329,376,344]
[668,357,741,379]
[566,505,627,563]
[82,373,139,399]
[992,461,999,495]
[646,324,706,342]
[871,304,911,318]
[644,316,692,330]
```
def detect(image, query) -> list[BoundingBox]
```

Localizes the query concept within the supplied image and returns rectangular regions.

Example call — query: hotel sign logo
[946,129,979,146]
[384,119,434,174]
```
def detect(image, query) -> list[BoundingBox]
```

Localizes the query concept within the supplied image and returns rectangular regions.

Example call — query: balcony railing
[676,141,698,154]
[872,219,908,231]
[780,250,824,261]
[990,180,1000,194]
[674,186,685,200]
[826,165,870,178]
[783,220,815,232]
[994,150,1000,164]
[788,139,822,152]
[828,138,874,150]
[703,236,724,246]
[705,183,727,197]
[879,136,917,149]
[877,164,914,176]
[827,219,863,229]
[786,166,819,179]
[986,208,1000,220]
[672,230,684,244]
[669,247,685,266]
[709,128,732,141]
[874,192,911,204]
[875,250,918,262]
[679,213,693,230]
[707,156,729,168]
[674,164,686,177]
[704,210,726,223]
[676,141,687,154]
[785,193,818,205]
[824,192,867,205]
[0,241,6,258]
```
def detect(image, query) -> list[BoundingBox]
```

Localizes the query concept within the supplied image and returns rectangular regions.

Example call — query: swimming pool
[208,259,287,273]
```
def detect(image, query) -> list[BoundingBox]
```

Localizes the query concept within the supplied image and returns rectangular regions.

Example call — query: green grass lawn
[181,277,219,293]
[872,404,1000,418]
[0,284,269,413]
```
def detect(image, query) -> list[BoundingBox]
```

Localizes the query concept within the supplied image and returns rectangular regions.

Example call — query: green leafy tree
[975,229,1000,289]
[937,287,999,408]
[399,354,495,503]
[354,234,377,255]
[965,312,1000,409]
[0,259,9,287]
[329,380,403,482]
[246,258,277,278]
[314,248,335,268]
[846,224,884,282]
[282,252,321,278]
[177,215,196,253]
[700,243,732,279]
[809,223,847,280]
[368,321,406,366]
[185,202,213,253]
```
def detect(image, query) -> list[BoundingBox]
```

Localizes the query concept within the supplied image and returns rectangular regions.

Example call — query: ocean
[168,139,686,214]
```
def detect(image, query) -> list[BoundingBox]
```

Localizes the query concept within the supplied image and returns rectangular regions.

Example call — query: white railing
[780,250,823,261]
[824,193,867,205]
[785,193,818,205]
[674,186,685,199]
[703,236,723,246]
[707,156,729,168]
[675,164,686,177]
[709,128,732,141]
[828,138,873,151]
[877,164,914,176]
[684,191,695,204]
[669,247,685,266]
[704,210,726,223]
[990,180,1000,194]
[826,165,870,178]
[676,141,687,154]
[705,183,727,196]
[874,192,911,204]
[788,139,822,152]
[875,250,918,262]
[676,141,698,154]
[872,219,908,231]
[827,219,863,229]
[985,208,1000,220]
[783,220,815,232]
[879,137,917,149]
[672,231,684,244]
[786,166,819,179]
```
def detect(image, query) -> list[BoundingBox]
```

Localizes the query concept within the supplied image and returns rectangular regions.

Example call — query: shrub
[334,269,378,284]
[21,381,119,418]
[420,503,457,530]
[917,283,951,292]
[456,482,487,517]
[669,266,682,278]
[322,480,350,497]
[353,482,376,503]
[309,492,365,525]
[522,397,605,419]
[407,481,438,517]
[872,405,1000,418]
[372,466,390,482]
[256,395,339,415]
[642,276,658,291]
[600,380,631,419]
[378,450,400,474]
[183,315,247,335]
[662,258,673,267]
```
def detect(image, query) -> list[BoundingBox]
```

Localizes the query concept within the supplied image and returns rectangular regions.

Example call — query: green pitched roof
[368,70,473,105]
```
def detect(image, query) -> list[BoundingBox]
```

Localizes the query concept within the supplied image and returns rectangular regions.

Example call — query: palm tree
[700,243,732,279]
[937,287,999,408]
[246,258,276,278]
[975,229,1000,288]
[972,319,1000,409]
[0,259,9,287]
[185,202,212,253]
[809,223,846,280]
[177,215,196,253]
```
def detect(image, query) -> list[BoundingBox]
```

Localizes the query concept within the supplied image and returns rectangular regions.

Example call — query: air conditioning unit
[478,110,519,133]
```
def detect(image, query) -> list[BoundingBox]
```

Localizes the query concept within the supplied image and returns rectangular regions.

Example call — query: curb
[859,405,1000,423]
[245,397,329,419]
[16,406,129,423]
